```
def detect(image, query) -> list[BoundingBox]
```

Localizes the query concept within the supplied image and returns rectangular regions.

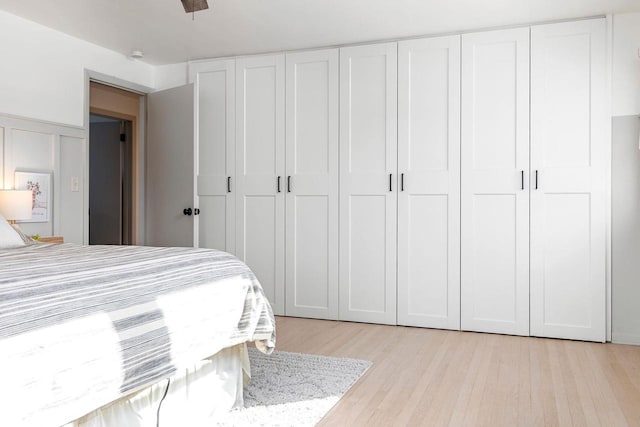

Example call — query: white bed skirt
[63,343,250,427]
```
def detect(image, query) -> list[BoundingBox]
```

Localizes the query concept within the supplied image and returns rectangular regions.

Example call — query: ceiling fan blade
[181,0,209,13]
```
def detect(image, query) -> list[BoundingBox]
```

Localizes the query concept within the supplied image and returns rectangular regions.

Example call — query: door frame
[83,70,152,245]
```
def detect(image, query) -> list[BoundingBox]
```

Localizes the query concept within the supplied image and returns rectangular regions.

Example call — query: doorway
[89,115,133,244]
[88,81,142,245]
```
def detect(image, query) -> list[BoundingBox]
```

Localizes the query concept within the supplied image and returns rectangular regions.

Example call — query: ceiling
[0,0,638,65]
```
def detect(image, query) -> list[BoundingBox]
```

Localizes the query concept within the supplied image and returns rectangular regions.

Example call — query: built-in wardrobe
[188,17,608,342]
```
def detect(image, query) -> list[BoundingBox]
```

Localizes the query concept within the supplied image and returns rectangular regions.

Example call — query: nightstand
[38,236,64,244]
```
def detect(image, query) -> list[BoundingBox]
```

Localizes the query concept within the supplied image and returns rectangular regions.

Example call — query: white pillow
[0,214,26,249]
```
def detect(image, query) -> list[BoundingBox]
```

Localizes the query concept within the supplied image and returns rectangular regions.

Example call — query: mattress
[0,243,275,427]
[66,343,250,427]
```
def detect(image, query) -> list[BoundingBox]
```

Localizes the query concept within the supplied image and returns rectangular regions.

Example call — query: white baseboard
[612,332,640,346]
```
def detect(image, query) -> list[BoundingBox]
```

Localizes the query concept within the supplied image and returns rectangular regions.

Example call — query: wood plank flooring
[274,316,640,427]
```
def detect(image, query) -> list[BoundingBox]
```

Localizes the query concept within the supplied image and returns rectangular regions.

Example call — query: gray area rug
[216,348,372,426]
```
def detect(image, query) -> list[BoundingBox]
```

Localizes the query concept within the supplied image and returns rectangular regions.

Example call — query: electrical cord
[156,378,171,427]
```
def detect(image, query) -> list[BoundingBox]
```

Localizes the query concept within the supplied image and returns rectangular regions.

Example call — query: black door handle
[401,173,404,192]
[227,176,231,193]
[389,174,392,192]
[521,170,524,190]
[287,176,291,193]
[277,176,281,193]
[183,208,193,216]
[535,170,539,190]
[194,208,200,215]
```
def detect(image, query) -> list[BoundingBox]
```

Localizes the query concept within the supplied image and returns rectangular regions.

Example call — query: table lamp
[0,190,33,227]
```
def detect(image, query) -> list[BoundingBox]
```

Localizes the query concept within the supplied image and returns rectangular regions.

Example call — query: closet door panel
[244,196,279,304]
[530,19,606,342]
[461,28,530,336]
[349,195,388,313]
[339,42,397,324]
[397,35,461,329]
[405,195,450,318]
[470,194,519,321]
[197,196,226,250]
[236,54,285,315]
[189,59,236,253]
[285,49,339,319]
[289,196,330,308]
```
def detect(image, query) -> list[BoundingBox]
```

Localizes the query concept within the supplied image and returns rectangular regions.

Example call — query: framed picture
[14,171,52,223]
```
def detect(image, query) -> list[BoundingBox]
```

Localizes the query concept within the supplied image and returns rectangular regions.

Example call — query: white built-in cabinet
[460,20,606,341]
[339,38,461,328]
[397,35,461,330]
[339,43,398,325]
[189,59,236,254]
[194,51,340,319]
[235,54,286,316]
[460,28,531,336]
[188,17,608,342]
[285,49,339,320]
[529,19,606,342]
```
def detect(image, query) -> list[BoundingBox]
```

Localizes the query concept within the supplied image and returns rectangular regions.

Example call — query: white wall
[612,13,640,117]
[154,63,188,92]
[610,13,640,345]
[1,115,85,243]
[0,10,154,128]
[612,116,640,344]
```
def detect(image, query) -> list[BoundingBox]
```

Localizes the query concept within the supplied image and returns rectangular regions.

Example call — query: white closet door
[285,49,339,319]
[530,19,606,342]
[189,59,235,254]
[236,54,285,315]
[397,35,461,329]
[461,28,530,336]
[339,43,397,324]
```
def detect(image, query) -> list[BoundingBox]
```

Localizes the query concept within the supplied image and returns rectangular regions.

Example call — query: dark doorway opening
[89,114,133,245]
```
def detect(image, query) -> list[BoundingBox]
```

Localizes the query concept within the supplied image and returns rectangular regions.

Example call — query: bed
[0,219,276,427]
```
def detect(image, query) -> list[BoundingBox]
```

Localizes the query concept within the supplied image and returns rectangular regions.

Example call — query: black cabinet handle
[277,176,281,193]
[183,208,193,216]
[287,176,291,193]
[389,174,392,192]
[401,173,404,192]
[521,170,524,190]
[227,176,231,193]
[535,170,539,190]
[194,208,200,215]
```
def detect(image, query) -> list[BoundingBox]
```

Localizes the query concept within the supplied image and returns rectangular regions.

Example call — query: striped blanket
[0,243,276,427]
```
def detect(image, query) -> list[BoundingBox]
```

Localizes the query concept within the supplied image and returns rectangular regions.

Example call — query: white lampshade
[0,190,33,221]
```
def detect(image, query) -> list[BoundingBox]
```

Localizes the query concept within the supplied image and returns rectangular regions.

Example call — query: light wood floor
[275,316,640,427]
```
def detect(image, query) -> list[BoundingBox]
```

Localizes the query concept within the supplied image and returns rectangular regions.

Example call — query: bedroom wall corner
[610,12,640,345]
[612,12,640,117]
[154,62,189,91]
[611,116,640,345]
[0,9,155,128]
